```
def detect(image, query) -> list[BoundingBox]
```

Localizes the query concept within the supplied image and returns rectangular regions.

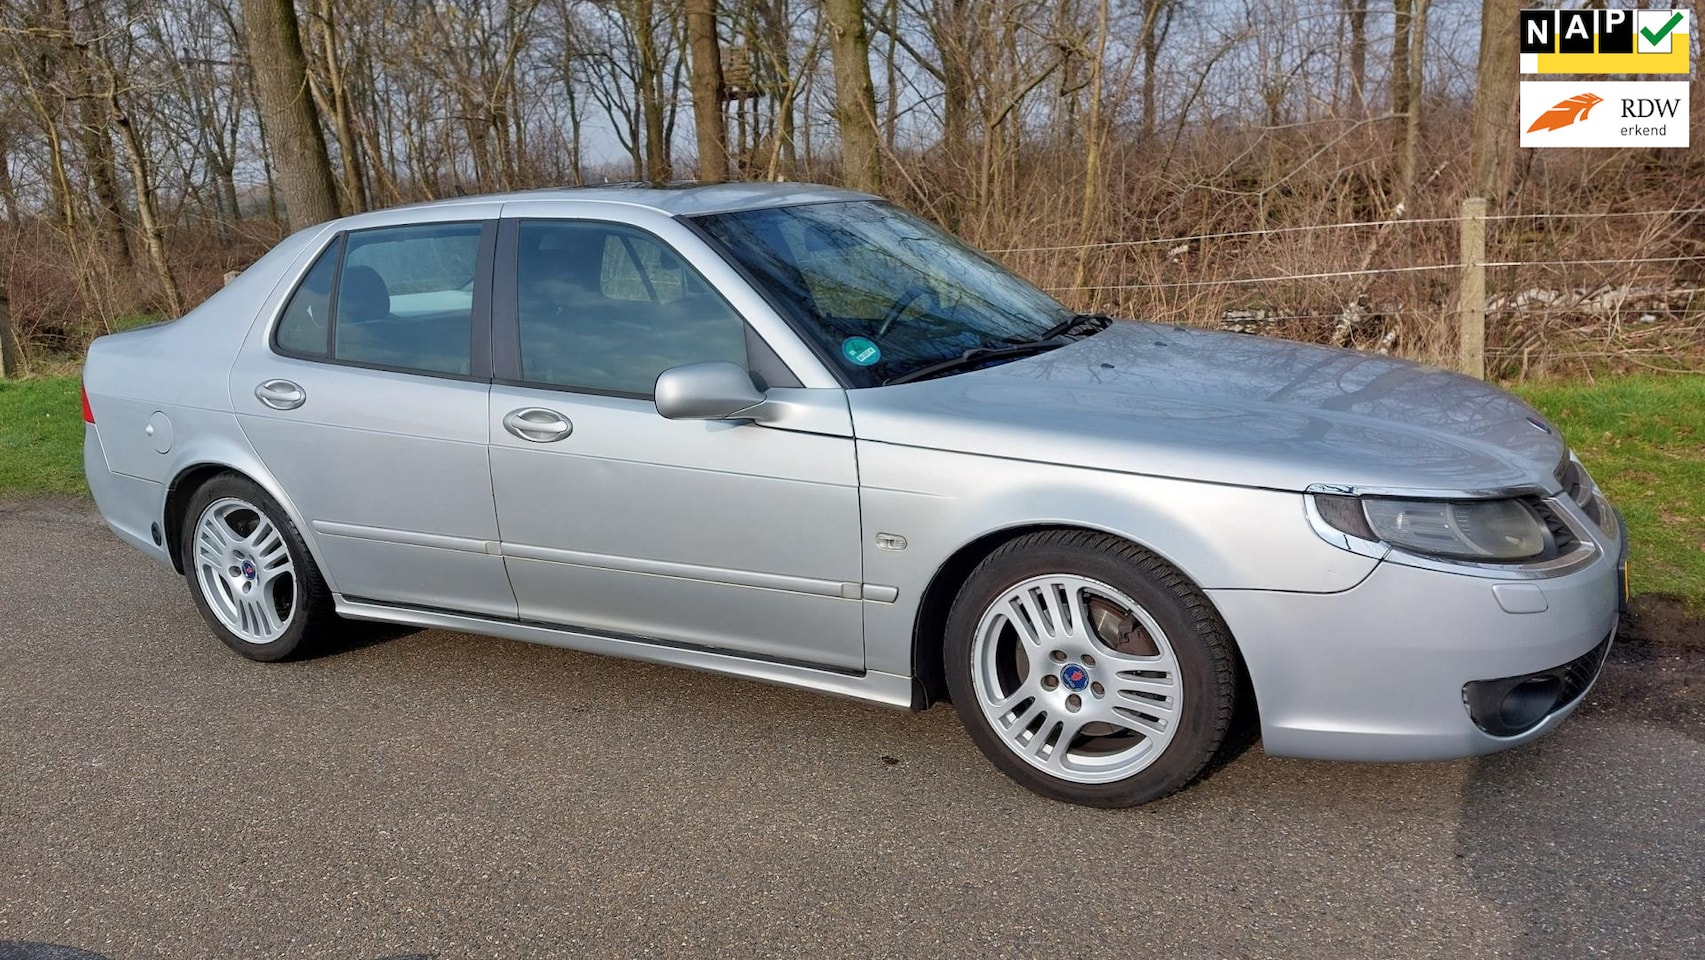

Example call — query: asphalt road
[1,497,1701,960]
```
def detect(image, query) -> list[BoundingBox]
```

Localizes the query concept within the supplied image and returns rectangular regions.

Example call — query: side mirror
[654,362,768,421]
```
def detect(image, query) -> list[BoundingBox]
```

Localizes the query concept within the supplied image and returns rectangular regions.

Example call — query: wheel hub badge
[1059,663,1089,692]
[240,560,257,581]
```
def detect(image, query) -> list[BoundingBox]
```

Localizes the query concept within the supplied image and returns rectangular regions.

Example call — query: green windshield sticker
[842,337,881,366]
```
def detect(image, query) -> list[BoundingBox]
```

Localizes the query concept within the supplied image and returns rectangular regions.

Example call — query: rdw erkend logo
[1518,81,1689,148]
[1526,93,1603,133]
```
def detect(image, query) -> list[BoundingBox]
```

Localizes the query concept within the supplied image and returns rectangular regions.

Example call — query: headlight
[1315,495,1555,562]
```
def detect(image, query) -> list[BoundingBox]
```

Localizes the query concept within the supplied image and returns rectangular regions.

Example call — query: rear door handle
[255,379,306,411]
[503,407,573,443]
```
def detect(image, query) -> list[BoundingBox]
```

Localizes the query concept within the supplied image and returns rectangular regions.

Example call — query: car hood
[845,322,1567,494]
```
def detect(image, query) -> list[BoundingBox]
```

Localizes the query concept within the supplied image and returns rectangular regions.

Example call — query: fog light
[1498,677,1562,731]
[1464,675,1564,737]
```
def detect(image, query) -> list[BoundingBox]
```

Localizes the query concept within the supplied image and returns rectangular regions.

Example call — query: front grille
[1557,633,1613,709]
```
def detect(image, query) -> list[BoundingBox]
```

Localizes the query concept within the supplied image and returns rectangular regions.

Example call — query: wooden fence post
[0,275,17,380]
[1457,196,1487,379]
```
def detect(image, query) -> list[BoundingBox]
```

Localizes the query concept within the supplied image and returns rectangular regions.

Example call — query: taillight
[81,383,95,423]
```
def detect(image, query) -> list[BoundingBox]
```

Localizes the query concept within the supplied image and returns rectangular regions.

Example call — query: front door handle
[255,379,306,411]
[503,407,573,443]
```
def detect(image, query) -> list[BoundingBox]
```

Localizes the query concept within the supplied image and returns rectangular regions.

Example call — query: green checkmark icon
[1641,11,1683,47]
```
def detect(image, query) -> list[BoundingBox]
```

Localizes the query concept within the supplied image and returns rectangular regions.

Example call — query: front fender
[855,442,1378,676]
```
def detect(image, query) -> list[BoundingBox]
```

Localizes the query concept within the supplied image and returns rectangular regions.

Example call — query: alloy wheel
[191,497,297,644]
[969,574,1184,784]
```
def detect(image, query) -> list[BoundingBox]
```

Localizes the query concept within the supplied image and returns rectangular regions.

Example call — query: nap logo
[1520,81,1690,148]
[1520,8,1690,74]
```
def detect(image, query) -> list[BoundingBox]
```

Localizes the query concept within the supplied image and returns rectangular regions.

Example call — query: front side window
[513,220,747,396]
[693,201,1074,387]
[274,222,483,376]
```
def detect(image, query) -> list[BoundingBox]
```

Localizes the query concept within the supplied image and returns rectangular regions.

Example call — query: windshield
[693,200,1075,387]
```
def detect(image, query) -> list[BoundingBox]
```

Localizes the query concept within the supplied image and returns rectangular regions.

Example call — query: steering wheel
[876,285,940,338]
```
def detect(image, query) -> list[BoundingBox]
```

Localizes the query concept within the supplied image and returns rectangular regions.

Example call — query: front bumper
[1208,539,1621,762]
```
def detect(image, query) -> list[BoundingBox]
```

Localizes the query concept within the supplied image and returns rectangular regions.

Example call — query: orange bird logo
[1527,93,1604,133]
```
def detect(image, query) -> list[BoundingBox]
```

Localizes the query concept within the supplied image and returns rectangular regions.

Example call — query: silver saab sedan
[81,183,1625,806]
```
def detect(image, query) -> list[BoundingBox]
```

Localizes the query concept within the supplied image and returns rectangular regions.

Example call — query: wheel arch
[162,458,334,591]
[909,522,1250,712]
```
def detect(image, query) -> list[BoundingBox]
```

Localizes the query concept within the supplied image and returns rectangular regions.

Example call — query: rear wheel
[944,530,1238,807]
[179,474,335,662]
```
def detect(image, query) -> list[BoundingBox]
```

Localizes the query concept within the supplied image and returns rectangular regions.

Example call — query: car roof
[355,181,877,222]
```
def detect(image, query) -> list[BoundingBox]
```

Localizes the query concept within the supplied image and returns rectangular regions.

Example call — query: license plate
[1617,557,1630,614]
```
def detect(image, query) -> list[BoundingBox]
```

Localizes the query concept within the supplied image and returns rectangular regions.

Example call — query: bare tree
[49,0,131,269]
[1389,0,1429,206]
[635,0,672,183]
[686,0,729,181]
[1342,0,1367,116]
[824,0,881,192]
[240,0,339,228]
[1469,0,1520,204]
[0,270,17,378]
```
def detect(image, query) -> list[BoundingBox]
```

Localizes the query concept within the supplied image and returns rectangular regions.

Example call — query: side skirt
[334,595,918,709]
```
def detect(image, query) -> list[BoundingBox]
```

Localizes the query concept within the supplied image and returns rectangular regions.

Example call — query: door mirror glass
[654,362,767,421]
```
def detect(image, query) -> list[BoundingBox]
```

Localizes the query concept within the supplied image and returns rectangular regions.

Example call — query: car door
[230,213,517,619]
[486,215,865,670]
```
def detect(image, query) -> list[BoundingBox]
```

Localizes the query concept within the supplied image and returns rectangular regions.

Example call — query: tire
[943,530,1237,807]
[178,473,336,662]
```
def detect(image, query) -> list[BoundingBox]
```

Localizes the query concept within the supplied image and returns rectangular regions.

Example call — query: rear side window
[274,222,485,376]
[275,241,339,357]
[513,220,746,395]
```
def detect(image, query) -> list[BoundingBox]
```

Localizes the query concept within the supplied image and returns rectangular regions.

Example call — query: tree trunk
[933,0,971,176]
[1390,0,1412,149]
[1073,0,1111,290]
[1398,0,1429,204]
[0,274,18,379]
[317,0,368,212]
[109,92,185,316]
[78,109,132,269]
[824,0,882,193]
[760,0,800,178]
[1470,0,1522,204]
[241,0,341,229]
[0,141,20,229]
[1137,0,1168,144]
[635,0,670,184]
[686,0,729,182]
[566,77,586,185]
[48,0,132,268]
[1344,0,1368,116]
[881,0,899,155]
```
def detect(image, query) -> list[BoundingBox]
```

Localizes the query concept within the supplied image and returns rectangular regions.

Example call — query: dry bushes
[6,103,1701,380]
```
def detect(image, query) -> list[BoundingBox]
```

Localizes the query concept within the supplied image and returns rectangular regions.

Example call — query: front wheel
[944,531,1238,807]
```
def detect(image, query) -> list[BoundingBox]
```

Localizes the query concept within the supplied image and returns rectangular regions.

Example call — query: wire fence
[987,206,1705,256]
[997,201,1704,379]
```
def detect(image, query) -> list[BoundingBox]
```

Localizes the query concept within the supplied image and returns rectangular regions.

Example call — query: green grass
[2,371,1700,607]
[1514,375,1705,612]
[0,375,85,495]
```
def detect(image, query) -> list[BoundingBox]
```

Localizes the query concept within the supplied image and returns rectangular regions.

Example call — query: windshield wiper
[884,340,1067,386]
[1031,311,1115,343]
